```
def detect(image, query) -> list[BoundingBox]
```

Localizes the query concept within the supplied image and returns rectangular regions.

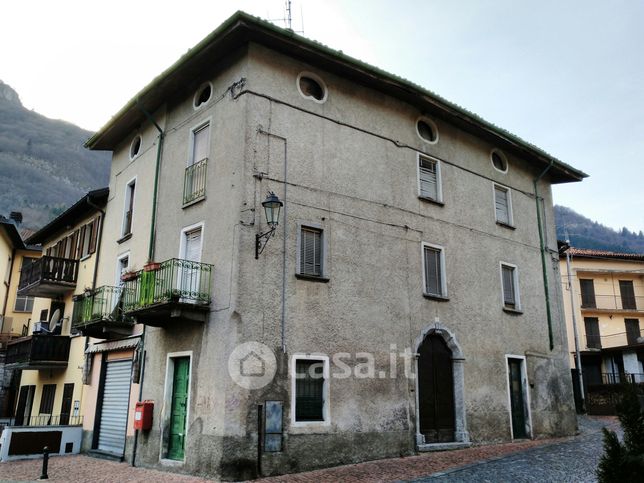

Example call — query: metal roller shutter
[98,359,132,455]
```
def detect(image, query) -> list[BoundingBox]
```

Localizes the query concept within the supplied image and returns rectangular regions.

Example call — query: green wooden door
[168,357,190,460]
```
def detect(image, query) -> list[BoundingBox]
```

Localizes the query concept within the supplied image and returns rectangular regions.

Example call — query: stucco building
[560,246,644,412]
[85,12,586,480]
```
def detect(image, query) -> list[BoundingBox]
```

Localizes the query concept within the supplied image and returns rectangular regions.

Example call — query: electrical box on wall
[134,400,153,430]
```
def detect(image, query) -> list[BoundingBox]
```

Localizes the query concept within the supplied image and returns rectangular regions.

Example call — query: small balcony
[183,158,207,205]
[72,286,134,339]
[122,258,213,327]
[5,334,71,370]
[580,294,643,314]
[17,256,79,298]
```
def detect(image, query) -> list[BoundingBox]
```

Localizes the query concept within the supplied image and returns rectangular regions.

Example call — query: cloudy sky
[1,0,642,232]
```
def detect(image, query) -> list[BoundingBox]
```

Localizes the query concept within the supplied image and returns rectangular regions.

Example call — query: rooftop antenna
[286,0,292,30]
[270,0,304,33]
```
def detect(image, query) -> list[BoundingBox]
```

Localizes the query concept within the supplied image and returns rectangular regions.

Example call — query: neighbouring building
[0,215,41,418]
[560,245,644,414]
[84,12,586,480]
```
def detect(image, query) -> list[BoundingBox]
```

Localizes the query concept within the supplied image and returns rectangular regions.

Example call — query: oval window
[416,118,438,144]
[297,72,327,103]
[491,149,508,173]
[129,135,142,159]
[194,82,212,108]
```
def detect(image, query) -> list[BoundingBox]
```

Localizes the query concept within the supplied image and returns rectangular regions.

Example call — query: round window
[491,149,508,173]
[129,135,142,159]
[194,82,212,108]
[416,118,438,144]
[297,72,327,103]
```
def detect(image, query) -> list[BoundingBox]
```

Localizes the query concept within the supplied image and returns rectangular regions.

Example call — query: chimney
[9,211,22,226]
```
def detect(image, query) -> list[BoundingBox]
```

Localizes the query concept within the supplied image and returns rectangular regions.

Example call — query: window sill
[418,196,444,207]
[117,233,132,244]
[423,293,450,302]
[183,195,206,209]
[503,307,523,315]
[295,273,330,283]
[79,254,92,262]
[496,221,516,230]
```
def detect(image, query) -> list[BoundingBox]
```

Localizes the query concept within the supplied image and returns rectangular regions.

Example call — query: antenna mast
[286,0,292,30]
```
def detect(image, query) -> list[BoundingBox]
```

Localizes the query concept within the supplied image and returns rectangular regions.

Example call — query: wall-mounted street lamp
[255,192,283,259]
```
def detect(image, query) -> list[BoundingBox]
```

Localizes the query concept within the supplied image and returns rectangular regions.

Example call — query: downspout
[1,247,16,328]
[565,245,585,412]
[533,160,555,350]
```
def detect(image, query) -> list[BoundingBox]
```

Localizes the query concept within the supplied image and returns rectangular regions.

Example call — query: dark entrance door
[60,383,74,425]
[508,358,527,439]
[14,385,35,426]
[418,334,455,443]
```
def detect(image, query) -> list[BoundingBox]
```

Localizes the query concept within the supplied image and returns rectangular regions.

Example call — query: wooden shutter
[584,317,601,349]
[502,265,515,306]
[39,384,56,414]
[625,319,640,345]
[579,279,596,308]
[619,280,636,310]
[89,217,100,254]
[70,230,79,260]
[419,157,438,200]
[77,226,86,258]
[424,246,442,296]
[495,186,510,224]
[300,227,322,276]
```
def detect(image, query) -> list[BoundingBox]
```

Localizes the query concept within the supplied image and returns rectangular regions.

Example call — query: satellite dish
[49,309,61,332]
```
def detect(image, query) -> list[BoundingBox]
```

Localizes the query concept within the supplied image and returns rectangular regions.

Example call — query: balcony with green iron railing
[72,286,135,339]
[122,258,213,327]
[183,158,207,205]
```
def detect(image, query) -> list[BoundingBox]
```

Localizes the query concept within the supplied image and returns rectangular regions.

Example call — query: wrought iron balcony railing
[585,329,643,350]
[122,258,213,313]
[5,334,71,369]
[18,255,79,297]
[72,286,134,332]
[183,158,207,205]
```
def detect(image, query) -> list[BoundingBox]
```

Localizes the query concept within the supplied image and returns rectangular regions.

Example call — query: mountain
[555,205,644,254]
[0,80,110,229]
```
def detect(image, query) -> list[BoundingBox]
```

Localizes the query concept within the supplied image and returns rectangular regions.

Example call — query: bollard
[39,446,49,480]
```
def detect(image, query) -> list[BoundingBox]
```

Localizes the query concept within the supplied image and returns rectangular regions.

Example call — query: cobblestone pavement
[0,416,618,483]
[411,416,621,483]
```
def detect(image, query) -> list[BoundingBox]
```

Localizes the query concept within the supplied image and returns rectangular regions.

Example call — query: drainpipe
[533,160,555,350]
[85,195,105,291]
[1,247,16,328]
[565,245,585,412]
[131,333,146,466]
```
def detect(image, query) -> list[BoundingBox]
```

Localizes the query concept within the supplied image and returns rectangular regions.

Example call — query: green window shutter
[419,157,438,200]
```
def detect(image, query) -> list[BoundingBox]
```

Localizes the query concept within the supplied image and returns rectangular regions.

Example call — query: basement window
[129,135,142,160]
[491,149,508,173]
[194,82,213,109]
[297,72,327,103]
[416,117,438,144]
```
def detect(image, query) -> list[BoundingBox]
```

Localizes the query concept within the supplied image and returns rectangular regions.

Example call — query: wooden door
[418,335,455,443]
[508,359,527,439]
[60,383,74,425]
[620,281,636,310]
[168,357,190,460]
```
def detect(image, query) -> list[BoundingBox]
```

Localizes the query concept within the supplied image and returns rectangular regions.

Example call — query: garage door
[97,359,132,455]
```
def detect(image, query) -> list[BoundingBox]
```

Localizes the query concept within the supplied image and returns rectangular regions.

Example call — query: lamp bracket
[255,227,276,259]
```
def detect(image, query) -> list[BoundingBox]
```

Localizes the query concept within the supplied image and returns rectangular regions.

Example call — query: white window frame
[500,261,521,311]
[290,354,330,427]
[504,355,533,439]
[295,221,327,279]
[421,242,447,298]
[417,153,443,203]
[493,183,513,226]
[121,176,137,237]
[14,294,34,313]
[159,351,193,465]
[187,118,211,168]
[115,251,130,286]
[178,221,205,262]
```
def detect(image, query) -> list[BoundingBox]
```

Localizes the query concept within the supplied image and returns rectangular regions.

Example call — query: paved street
[0,416,619,483]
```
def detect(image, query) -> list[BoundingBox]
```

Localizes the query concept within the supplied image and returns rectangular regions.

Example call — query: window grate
[295,360,324,422]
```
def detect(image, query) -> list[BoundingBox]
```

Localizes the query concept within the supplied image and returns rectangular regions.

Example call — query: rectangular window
[39,384,56,414]
[579,279,596,308]
[501,263,520,310]
[184,123,210,205]
[14,295,34,313]
[122,179,136,236]
[584,317,601,349]
[422,243,446,297]
[619,280,637,310]
[494,184,513,226]
[295,359,325,422]
[80,221,93,258]
[625,319,640,346]
[418,154,442,202]
[299,226,323,277]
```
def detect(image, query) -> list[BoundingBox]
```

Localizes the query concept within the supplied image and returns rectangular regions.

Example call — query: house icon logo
[228,341,277,389]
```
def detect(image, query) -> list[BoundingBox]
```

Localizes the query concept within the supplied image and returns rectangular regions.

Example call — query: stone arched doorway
[414,323,469,447]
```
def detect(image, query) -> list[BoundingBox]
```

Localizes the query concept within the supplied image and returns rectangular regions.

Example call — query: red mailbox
[134,400,153,430]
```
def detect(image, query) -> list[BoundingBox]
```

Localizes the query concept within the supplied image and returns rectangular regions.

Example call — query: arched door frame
[414,322,469,446]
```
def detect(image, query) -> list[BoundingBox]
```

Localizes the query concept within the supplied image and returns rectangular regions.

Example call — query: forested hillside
[555,205,644,254]
[0,79,110,228]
